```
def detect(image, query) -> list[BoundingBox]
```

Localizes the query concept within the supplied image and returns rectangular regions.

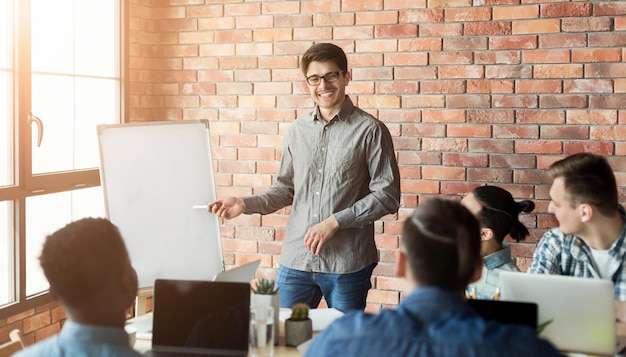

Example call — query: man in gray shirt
[209,43,400,312]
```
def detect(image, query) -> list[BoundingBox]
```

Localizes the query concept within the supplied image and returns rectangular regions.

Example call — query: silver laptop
[212,260,260,283]
[500,271,617,356]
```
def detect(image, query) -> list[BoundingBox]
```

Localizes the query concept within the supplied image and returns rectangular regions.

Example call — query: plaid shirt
[529,207,626,300]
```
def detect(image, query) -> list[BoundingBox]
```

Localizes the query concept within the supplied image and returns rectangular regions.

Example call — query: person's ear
[120,265,139,307]
[580,203,593,223]
[395,250,406,279]
[343,70,351,85]
[469,257,483,283]
[481,228,494,241]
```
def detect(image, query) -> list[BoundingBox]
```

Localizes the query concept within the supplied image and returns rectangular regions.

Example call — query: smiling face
[548,177,584,235]
[305,60,350,121]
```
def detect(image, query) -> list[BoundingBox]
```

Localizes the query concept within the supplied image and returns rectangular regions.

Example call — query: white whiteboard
[98,120,223,288]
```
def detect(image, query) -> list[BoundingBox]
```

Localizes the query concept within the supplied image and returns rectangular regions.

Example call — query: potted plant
[285,302,313,347]
[250,278,279,343]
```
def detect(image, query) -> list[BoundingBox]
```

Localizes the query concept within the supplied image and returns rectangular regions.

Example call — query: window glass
[0,200,12,306]
[0,0,12,187]
[26,186,105,296]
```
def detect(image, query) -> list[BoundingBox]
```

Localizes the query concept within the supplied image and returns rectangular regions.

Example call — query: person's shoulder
[13,339,56,357]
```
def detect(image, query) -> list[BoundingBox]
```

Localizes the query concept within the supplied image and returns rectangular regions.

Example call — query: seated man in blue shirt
[16,218,141,357]
[305,198,562,357]
[529,152,626,321]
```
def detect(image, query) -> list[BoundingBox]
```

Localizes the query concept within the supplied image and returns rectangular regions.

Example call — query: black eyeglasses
[306,71,346,86]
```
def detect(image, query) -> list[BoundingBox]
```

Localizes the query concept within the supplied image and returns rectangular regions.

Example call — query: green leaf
[537,319,554,334]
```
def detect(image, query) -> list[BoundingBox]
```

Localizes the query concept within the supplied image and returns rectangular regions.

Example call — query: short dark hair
[401,198,481,292]
[39,217,130,306]
[300,43,348,75]
[548,153,618,216]
[472,185,535,243]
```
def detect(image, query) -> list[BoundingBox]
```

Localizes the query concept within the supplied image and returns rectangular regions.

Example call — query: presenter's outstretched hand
[208,197,246,220]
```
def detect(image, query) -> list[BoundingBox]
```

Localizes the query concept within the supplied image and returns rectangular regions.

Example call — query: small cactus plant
[289,303,310,321]
[251,278,277,295]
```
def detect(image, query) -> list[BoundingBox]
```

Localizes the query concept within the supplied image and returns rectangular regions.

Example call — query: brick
[236,15,273,29]
[515,79,562,94]
[533,64,583,79]
[403,95,445,108]
[538,33,587,49]
[493,5,539,20]
[384,52,428,66]
[419,23,463,37]
[446,94,491,108]
[591,126,626,141]
[313,12,355,26]
[375,24,417,38]
[447,124,491,138]
[393,137,422,151]
[616,79,626,94]
[422,138,467,152]
[398,38,442,51]
[355,11,398,25]
[358,95,401,109]
[572,49,622,63]
[562,17,613,33]
[355,39,398,53]
[467,80,514,93]
[262,1,300,14]
[467,168,513,183]
[429,52,473,65]
[468,139,514,153]
[594,2,626,16]
[429,0,471,7]
[376,81,419,95]
[420,80,465,94]
[541,126,588,140]
[489,35,537,50]
[515,140,562,154]
[563,141,614,156]
[401,179,440,194]
[475,51,521,65]
[585,64,626,78]
[445,7,491,22]
[399,9,444,23]
[301,0,341,13]
[422,109,465,123]
[402,123,445,137]
[467,110,514,123]
[492,94,538,108]
[589,95,626,109]
[293,27,333,41]
[443,37,488,51]
[464,22,511,36]
[442,153,489,167]
[422,166,466,180]
[541,3,591,18]
[485,65,533,79]
[439,65,484,79]
[540,95,588,109]
[490,154,536,169]
[513,19,560,34]
[589,33,626,47]
[522,49,570,64]
[493,125,539,139]
[273,14,313,28]
[517,110,565,124]
[617,16,626,31]
[564,80,613,94]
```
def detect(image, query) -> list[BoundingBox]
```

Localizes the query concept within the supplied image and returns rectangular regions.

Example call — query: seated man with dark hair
[16,217,141,357]
[305,198,562,357]
[529,152,626,321]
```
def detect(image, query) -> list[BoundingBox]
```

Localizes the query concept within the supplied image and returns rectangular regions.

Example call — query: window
[0,0,123,316]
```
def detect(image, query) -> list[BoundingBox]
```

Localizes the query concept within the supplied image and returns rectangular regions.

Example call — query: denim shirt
[469,244,519,300]
[15,320,141,357]
[305,286,563,357]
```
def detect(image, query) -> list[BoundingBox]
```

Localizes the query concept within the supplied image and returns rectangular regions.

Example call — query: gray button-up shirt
[242,96,400,274]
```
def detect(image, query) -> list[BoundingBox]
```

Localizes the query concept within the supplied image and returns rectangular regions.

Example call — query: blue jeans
[275,263,376,312]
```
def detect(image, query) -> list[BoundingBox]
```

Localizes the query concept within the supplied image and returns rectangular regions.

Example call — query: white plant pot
[250,292,280,344]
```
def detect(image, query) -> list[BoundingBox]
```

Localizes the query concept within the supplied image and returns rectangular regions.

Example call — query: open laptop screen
[151,279,250,353]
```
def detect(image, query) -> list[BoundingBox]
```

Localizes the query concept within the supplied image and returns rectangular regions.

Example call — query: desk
[128,312,302,357]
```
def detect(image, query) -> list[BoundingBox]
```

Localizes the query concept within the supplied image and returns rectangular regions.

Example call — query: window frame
[0,0,128,319]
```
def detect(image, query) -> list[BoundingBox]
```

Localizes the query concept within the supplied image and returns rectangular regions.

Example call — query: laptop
[212,260,260,283]
[500,271,618,356]
[146,279,251,357]
[467,299,538,329]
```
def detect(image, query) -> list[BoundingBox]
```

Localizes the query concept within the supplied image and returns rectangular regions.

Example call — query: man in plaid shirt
[529,153,626,321]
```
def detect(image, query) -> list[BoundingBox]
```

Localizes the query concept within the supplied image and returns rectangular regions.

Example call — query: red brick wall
[126,0,626,313]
